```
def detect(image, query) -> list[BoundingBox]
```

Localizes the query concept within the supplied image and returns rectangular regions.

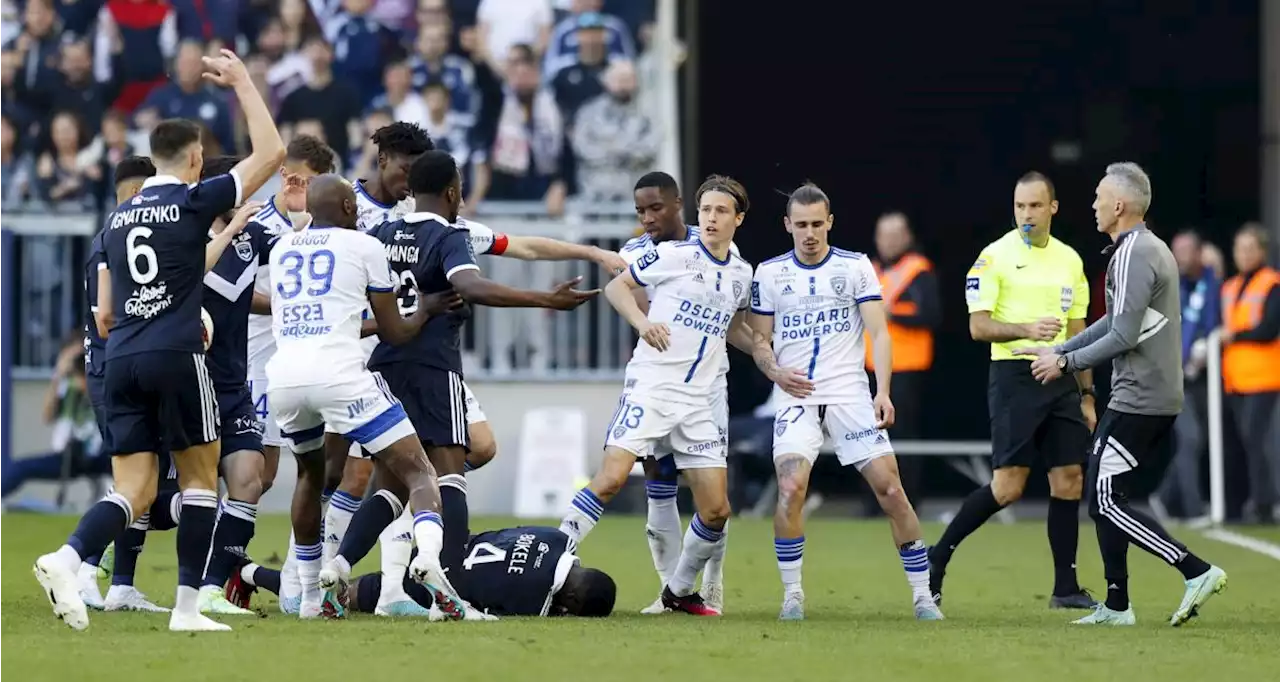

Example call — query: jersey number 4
[463,542,506,570]
[277,250,335,299]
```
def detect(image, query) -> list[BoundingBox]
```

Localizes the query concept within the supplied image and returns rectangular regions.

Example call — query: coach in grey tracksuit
[1018,163,1225,625]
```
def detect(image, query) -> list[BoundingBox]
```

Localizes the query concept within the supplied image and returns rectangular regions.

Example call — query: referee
[929,171,1097,610]
[1020,163,1225,626]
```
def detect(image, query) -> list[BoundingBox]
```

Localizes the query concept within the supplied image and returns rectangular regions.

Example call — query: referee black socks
[933,485,1005,564]
[1047,496,1082,595]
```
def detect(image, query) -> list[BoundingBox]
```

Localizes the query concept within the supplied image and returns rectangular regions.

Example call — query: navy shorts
[373,365,469,450]
[218,386,264,457]
[103,351,220,456]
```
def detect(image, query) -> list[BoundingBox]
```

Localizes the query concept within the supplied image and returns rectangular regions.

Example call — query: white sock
[560,488,604,548]
[668,515,725,597]
[54,544,83,573]
[378,511,415,605]
[899,539,931,601]
[295,541,323,607]
[279,532,302,602]
[411,509,444,562]
[323,491,360,565]
[174,585,199,615]
[241,563,260,585]
[704,518,728,585]
[644,482,681,584]
[775,536,804,593]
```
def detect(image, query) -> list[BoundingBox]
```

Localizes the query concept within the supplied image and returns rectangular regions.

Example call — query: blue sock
[67,492,132,562]
[899,539,930,597]
[337,490,403,566]
[321,487,335,507]
[111,515,149,586]
[177,489,218,589]
[560,488,604,546]
[775,536,804,591]
[203,498,257,587]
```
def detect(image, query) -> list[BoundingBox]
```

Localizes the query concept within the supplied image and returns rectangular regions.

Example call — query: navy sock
[110,515,149,587]
[203,498,257,587]
[337,489,402,566]
[177,489,219,589]
[439,474,469,571]
[67,492,132,561]
[148,489,181,531]
[931,485,1004,565]
[246,564,281,596]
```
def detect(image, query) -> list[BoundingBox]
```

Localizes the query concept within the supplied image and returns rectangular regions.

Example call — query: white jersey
[246,202,301,371]
[751,247,882,406]
[354,180,415,233]
[265,226,396,389]
[618,227,740,390]
[623,240,751,405]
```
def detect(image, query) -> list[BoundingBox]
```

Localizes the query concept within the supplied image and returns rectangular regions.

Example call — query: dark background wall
[691,0,1261,437]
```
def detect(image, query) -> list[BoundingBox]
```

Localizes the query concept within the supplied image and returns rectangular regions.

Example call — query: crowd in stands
[2,0,664,215]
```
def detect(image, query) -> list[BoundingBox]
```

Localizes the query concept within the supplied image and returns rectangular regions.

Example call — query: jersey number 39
[277,250,335,299]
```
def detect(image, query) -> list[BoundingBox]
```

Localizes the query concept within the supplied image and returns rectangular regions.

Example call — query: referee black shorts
[987,360,1090,470]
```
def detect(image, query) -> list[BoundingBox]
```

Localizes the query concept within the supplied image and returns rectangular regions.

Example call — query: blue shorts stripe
[284,423,325,446]
[347,403,410,446]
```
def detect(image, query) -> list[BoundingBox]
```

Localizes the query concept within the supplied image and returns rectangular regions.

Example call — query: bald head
[307,174,358,229]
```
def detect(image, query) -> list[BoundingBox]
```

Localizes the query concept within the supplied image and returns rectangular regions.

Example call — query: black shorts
[103,351,220,456]
[988,360,1090,470]
[374,365,469,450]
[1086,409,1176,512]
[90,371,179,478]
[218,386,264,457]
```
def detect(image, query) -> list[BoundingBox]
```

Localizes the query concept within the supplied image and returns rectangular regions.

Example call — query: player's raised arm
[202,49,286,201]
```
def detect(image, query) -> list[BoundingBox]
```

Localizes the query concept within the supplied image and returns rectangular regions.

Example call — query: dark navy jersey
[202,221,275,391]
[104,173,242,359]
[453,526,576,617]
[83,229,108,378]
[367,211,479,374]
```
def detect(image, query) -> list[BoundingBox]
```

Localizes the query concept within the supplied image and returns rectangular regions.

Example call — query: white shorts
[772,399,894,470]
[462,381,487,425]
[270,371,414,456]
[248,375,283,448]
[326,339,379,437]
[604,393,725,470]
[652,388,727,461]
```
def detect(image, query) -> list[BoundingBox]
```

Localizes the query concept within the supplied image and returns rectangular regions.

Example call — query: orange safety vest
[1221,266,1280,394]
[866,253,935,372]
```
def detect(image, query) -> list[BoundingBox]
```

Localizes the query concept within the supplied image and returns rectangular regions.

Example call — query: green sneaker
[197,585,255,615]
[1073,604,1136,625]
[1171,565,1227,627]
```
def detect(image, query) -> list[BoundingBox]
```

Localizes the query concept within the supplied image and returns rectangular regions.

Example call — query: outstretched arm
[1064,245,1161,372]
[501,235,626,273]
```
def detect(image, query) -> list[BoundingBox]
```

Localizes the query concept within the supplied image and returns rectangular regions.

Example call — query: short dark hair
[201,155,242,180]
[634,171,678,195]
[696,174,749,214]
[568,568,616,617]
[371,122,433,158]
[287,134,336,174]
[114,156,156,185]
[150,119,204,165]
[407,150,458,195]
[1016,171,1057,201]
[786,181,830,215]
[509,43,536,65]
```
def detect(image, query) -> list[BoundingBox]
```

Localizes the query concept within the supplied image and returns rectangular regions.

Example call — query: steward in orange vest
[1221,256,1280,394]
[866,252,940,372]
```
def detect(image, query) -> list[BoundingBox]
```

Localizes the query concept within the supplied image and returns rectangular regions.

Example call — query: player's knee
[777,472,809,508]
[591,472,627,500]
[114,479,157,520]
[1048,466,1084,500]
[876,481,910,515]
[468,439,497,469]
[699,501,731,528]
[990,479,1024,506]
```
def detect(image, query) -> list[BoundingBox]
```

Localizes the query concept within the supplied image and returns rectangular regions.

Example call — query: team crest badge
[775,420,788,437]
[613,425,626,440]
[234,239,254,262]
[732,280,743,300]
[1060,286,1074,312]
[831,276,848,297]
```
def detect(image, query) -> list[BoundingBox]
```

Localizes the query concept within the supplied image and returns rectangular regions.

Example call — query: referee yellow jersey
[965,230,1089,360]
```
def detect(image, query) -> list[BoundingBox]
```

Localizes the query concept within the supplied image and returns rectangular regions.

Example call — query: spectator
[256,15,310,104]
[410,20,478,127]
[94,0,178,113]
[326,0,400,107]
[475,0,551,72]
[76,109,146,206]
[348,106,392,179]
[544,1,634,80]
[570,60,657,202]
[369,0,415,32]
[423,82,471,172]
[2,112,35,205]
[278,34,363,162]
[550,12,609,124]
[35,111,95,209]
[279,0,322,51]
[171,0,241,45]
[602,0,655,50]
[469,43,566,215]
[4,0,60,100]
[40,40,122,138]
[2,47,39,143]
[367,59,429,128]
[135,40,235,151]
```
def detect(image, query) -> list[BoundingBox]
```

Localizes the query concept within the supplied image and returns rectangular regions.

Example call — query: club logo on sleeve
[751,281,761,307]
[830,275,848,297]
[636,249,659,270]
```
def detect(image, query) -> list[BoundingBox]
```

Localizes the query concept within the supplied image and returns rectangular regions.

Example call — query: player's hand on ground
[545,276,601,310]
[1021,317,1063,341]
[418,289,465,317]
[1029,353,1065,384]
[224,201,265,236]
[873,392,896,429]
[639,321,671,351]
[769,367,814,399]
[202,48,249,87]
[592,248,628,275]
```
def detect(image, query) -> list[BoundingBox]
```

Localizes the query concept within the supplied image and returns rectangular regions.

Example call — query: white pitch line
[1201,528,1280,561]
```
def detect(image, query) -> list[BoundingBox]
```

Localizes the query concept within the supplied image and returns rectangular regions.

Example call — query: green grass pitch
[4,515,1278,682]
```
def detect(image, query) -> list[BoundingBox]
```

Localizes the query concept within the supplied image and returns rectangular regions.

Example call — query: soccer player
[33,48,286,632]
[345,526,617,618]
[322,151,598,612]
[620,171,741,614]
[266,174,464,620]
[1017,163,1227,626]
[929,171,1097,611]
[749,183,943,621]
[559,175,755,616]
[76,156,176,614]
[237,135,337,614]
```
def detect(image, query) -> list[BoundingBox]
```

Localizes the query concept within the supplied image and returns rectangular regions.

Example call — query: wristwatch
[1057,354,1070,373]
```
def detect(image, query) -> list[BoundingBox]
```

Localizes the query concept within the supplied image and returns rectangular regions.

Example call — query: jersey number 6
[126,227,158,284]
[277,249,336,299]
